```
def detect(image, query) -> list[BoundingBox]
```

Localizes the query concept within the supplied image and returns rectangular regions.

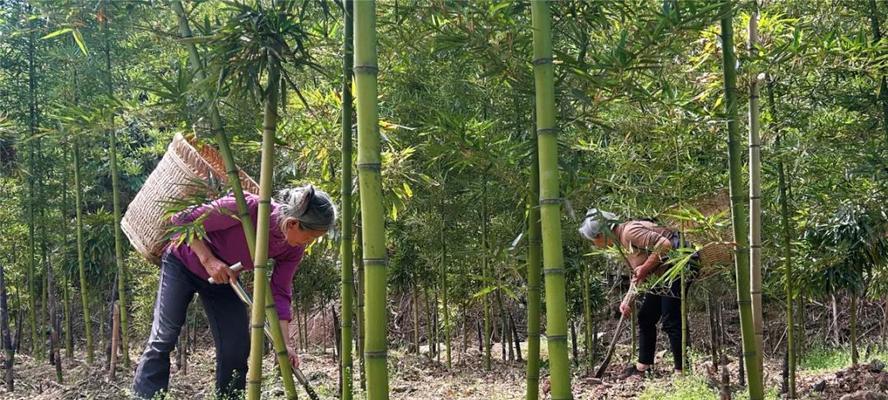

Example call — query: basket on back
[121,133,259,265]
[696,241,734,280]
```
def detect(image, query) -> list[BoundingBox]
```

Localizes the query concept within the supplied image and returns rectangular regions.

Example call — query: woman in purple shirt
[133,185,336,399]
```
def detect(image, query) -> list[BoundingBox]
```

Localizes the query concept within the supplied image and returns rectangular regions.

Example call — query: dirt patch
[2,346,887,399]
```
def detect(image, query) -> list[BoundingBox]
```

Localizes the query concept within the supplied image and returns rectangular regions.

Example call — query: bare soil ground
[2,342,887,399]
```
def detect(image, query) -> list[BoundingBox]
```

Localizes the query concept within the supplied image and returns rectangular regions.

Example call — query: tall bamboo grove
[530,1,572,398]
[720,3,764,399]
[354,1,390,399]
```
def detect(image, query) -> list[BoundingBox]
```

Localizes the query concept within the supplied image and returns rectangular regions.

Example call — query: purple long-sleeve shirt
[166,193,304,321]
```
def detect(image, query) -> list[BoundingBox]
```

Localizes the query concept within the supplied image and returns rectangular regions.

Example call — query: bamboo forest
[1,0,888,399]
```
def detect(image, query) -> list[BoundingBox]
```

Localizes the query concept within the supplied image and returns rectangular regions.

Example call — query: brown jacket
[612,220,673,276]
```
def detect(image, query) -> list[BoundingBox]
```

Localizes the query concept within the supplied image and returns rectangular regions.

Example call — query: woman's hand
[631,269,648,286]
[203,256,237,285]
[620,292,635,317]
[287,345,300,369]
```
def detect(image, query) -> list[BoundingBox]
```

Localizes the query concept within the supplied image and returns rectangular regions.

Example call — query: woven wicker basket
[696,241,734,280]
[121,133,259,265]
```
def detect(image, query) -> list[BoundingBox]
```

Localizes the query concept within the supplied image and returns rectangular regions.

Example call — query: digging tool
[594,312,626,378]
[212,262,321,400]
[594,282,636,379]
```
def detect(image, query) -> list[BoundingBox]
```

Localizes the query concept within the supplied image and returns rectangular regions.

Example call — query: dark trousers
[133,253,250,399]
[637,277,688,371]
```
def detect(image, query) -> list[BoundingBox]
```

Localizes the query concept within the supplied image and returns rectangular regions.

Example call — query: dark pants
[133,253,250,399]
[637,276,688,371]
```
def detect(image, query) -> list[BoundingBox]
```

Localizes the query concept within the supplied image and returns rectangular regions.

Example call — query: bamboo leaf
[72,30,89,55]
[41,28,73,40]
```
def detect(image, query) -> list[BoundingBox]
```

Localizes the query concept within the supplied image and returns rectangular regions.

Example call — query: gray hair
[578,208,619,241]
[277,185,337,234]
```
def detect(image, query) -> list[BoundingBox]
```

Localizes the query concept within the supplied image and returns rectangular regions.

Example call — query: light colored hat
[578,208,619,241]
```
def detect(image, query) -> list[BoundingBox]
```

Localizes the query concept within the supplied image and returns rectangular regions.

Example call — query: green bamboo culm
[340,0,355,398]
[770,78,796,397]
[60,142,73,361]
[582,263,593,369]
[851,295,859,365]
[354,1,390,398]
[530,1,572,398]
[481,180,491,371]
[747,7,764,375]
[354,223,366,391]
[440,195,451,369]
[102,6,130,367]
[525,145,542,400]
[246,40,282,400]
[26,17,39,359]
[868,0,888,139]
[72,135,93,364]
[720,3,764,399]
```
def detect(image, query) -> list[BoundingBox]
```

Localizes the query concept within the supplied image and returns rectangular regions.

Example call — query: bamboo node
[539,197,562,205]
[532,57,554,65]
[536,127,559,136]
[251,324,265,329]
[546,334,568,342]
[363,258,387,265]
[543,268,565,275]
[356,163,381,171]
[364,351,388,358]
[353,64,379,74]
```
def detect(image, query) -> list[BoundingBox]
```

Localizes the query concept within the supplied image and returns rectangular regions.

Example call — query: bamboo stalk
[869,0,888,139]
[531,1,572,397]
[170,2,299,397]
[45,245,62,382]
[721,3,764,398]
[440,196,451,369]
[582,263,592,370]
[747,7,764,375]
[851,295,859,365]
[355,224,366,390]
[769,77,796,398]
[481,181,491,371]
[101,7,131,368]
[60,145,73,361]
[72,136,93,364]
[526,143,542,400]
[246,38,281,400]
[109,303,119,381]
[340,1,355,399]
[26,15,39,359]
[1,261,13,392]
[354,2,389,398]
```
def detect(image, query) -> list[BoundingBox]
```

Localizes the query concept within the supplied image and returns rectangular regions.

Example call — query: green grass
[638,374,780,400]
[638,375,715,400]
[799,345,888,373]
